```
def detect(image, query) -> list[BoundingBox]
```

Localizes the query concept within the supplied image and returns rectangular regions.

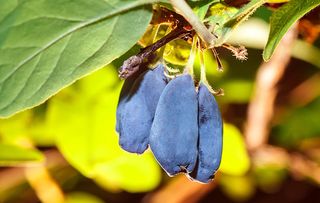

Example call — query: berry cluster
[116,64,223,183]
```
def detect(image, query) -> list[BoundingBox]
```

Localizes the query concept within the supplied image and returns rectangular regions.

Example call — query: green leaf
[254,166,287,193]
[193,0,220,21]
[47,66,161,192]
[220,80,254,103]
[0,110,32,143]
[272,97,320,147]
[227,17,320,69]
[0,0,155,118]
[220,175,255,202]
[206,0,266,46]
[220,123,250,176]
[263,0,320,61]
[0,143,44,166]
[0,106,56,147]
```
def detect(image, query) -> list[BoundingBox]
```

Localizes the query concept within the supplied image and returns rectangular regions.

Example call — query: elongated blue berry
[150,74,198,176]
[117,64,167,154]
[189,83,223,183]
[116,66,147,133]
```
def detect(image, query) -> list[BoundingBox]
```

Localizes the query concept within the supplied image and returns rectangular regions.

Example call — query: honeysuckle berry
[116,66,147,133]
[189,83,223,183]
[116,64,167,154]
[149,74,198,176]
[116,63,223,183]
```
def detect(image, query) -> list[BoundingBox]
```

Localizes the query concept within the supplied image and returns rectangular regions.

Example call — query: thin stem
[184,35,198,76]
[140,28,190,58]
[211,48,223,72]
[119,28,191,79]
[222,43,248,61]
[169,0,217,48]
[199,41,207,84]
[199,41,224,96]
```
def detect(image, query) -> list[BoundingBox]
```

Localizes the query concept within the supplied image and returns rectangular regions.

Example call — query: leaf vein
[69,17,119,76]
[0,53,42,109]
[0,35,72,110]
[0,0,151,86]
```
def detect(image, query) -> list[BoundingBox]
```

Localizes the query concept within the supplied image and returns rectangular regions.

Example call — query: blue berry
[189,83,223,183]
[117,64,167,154]
[149,74,198,176]
[116,67,146,133]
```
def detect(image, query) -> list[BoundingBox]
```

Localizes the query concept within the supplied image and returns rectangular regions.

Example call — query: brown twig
[169,0,217,48]
[252,145,320,185]
[143,175,218,203]
[25,166,65,203]
[0,149,68,203]
[244,24,298,151]
[288,73,320,107]
[119,11,194,79]
[211,48,224,71]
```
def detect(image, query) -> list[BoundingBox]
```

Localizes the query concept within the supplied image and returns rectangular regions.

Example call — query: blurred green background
[1,5,320,203]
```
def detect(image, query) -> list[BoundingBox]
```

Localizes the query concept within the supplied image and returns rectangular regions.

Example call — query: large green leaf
[0,0,155,118]
[263,0,320,61]
[0,143,44,166]
[47,66,161,192]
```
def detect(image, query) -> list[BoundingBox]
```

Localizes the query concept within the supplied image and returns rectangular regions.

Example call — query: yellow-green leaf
[0,143,44,166]
[206,0,266,46]
[220,174,255,202]
[65,192,104,203]
[220,123,250,176]
[47,66,161,192]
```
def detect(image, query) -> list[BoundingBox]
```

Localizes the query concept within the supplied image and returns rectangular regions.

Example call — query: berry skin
[189,83,223,183]
[116,67,146,133]
[117,64,167,154]
[149,74,198,176]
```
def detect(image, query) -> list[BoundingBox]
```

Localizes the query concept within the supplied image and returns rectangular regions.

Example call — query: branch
[143,175,218,203]
[253,145,320,185]
[244,24,298,151]
[118,28,193,79]
[169,0,217,48]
